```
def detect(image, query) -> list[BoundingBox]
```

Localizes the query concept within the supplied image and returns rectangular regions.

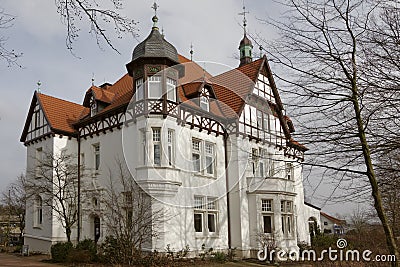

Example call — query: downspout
[224,132,231,249]
[77,133,81,242]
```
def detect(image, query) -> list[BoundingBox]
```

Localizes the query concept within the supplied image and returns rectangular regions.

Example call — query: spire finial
[151,1,159,16]
[238,1,249,35]
[151,2,159,30]
[190,43,194,61]
[91,73,95,86]
[37,80,41,93]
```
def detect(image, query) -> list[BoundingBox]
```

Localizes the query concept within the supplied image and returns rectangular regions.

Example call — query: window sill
[33,226,42,230]
[195,233,220,238]
[136,165,181,171]
[194,173,216,179]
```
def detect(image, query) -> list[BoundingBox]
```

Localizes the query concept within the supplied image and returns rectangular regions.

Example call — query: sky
[0,0,359,216]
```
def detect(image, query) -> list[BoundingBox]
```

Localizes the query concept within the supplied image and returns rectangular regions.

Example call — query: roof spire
[190,43,194,61]
[238,1,249,35]
[91,73,95,86]
[36,80,41,93]
[151,1,159,30]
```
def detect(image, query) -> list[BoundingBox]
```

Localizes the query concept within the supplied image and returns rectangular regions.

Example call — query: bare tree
[1,174,26,244]
[101,159,164,265]
[0,8,21,67]
[25,152,80,243]
[376,152,400,238]
[54,0,138,53]
[258,0,399,265]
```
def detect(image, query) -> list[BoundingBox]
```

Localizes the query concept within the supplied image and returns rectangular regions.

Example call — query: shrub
[67,249,91,263]
[75,238,97,261]
[51,242,73,262]
[212,251,227,263]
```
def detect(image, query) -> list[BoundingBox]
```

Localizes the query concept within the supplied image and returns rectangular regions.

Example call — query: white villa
[20,9,320,257]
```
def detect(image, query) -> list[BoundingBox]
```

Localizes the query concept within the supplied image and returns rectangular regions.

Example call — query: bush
[51,242,73,262]
[75,238,97,261]
[212,251,227,263]
[67,249,91,263]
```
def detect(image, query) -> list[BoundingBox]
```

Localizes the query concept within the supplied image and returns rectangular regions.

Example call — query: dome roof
[239,34,253,47]
[132,16,179,63]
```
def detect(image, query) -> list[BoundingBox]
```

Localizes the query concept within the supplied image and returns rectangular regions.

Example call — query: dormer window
[90,96,97,116]
[200,96,209,112]
[200,87,210,112]
[148,75,162,99]
[135,78,144,101]
[167,77,177,102]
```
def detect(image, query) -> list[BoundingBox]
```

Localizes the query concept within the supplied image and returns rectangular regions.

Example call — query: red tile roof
[21,54,306,154]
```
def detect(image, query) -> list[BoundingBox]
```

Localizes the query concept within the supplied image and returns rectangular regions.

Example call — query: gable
[20,93,51,143]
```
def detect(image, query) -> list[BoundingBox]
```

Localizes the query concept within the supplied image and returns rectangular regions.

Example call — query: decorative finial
[259,45,263,58]
[37,80,41,93]
[151,2,159,30]
[91,73,95,86]
[238,1,249,35]
[190,43,194,61]
[151,2,159,16]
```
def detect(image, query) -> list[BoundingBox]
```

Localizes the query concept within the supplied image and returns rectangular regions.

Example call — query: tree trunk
[350,86,399,267]
[66,227,71,243]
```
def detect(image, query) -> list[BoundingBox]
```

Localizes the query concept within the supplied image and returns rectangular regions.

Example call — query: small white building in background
[20,10,320,256]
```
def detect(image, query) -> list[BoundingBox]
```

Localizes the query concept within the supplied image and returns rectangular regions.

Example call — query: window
[286,163,294,180]
[34,195,43,227]
[35,147,43,178]
[263,216,272,234]
[205,143,215,175]
[251,148,259,175]
[194,196,218,234]
[261,199,273,234]
[167,78,177,101]
[200,96,209,112]
[90,96,97,117]
[266,153,274,177]
[152,128,161,165]
[261,199,272,212]
[167,129,174,166]
[141,129,147,165]
[200,86,210,112]
[281,200,294,237]
[135,78,144,101]
[93,144,100,171]
[148,75,162,99]
[192,139,201,172]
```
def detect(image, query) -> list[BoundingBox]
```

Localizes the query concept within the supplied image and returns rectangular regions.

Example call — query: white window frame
[192,139,201,172]
[35,147,43,178]
[152,128,161,166]
[261,199,273,234]
[140,129,147,165]
[148,75,162,99]
[166,78,177,101]
[167,129,174,166]
[93,143,100,171]
[194,196,218,234]
[135,78,144,101]
[205,142,215,175]
[281,200,294,237]
[90,95,97,117]
[34,195,43,227]
[286,162,294,180]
